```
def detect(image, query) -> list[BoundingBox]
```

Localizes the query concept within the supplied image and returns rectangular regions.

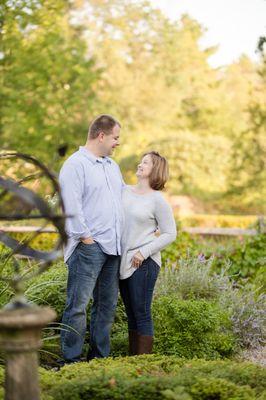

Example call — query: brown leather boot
[137,335,153,355]
[128,330,138,355]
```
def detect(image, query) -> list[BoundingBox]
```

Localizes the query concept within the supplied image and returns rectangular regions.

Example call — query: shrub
[155,255,232,300]
[252,266,266,293]
[37,356,266,400]
[220,289,266,350]
[209,234,266,280]
[190,377,254,399]
[161,233,199,266]
[25,261,67,316]
[155,254,266,352]
[153,297,235,359]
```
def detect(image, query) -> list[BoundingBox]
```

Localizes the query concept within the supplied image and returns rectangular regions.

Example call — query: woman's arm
[139,194,177,259]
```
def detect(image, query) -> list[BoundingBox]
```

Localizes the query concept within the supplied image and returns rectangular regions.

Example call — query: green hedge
[37,356,266,400]
[153,297,235,359]
[208,234,266,280]
[2,356,265,400]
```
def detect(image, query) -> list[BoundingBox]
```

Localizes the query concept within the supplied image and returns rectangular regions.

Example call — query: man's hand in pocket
[81,237,95,245]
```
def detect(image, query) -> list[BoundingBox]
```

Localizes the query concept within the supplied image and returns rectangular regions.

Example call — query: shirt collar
[79,146,112,164]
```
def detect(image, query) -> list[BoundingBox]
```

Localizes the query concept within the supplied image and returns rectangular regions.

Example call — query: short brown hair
[144,151,169,191]
[88,114,121,139]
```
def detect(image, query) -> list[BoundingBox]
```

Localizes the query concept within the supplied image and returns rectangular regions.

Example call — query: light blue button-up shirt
[59,146,124,262]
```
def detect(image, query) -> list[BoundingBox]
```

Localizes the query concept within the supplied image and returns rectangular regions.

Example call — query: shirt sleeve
[59,161,92,240]
[139,194,177,259]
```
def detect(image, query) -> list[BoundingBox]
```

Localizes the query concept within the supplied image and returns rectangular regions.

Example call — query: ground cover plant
[0,355,265,399]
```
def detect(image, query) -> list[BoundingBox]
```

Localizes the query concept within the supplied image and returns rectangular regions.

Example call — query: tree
[227,38,266,212]
[0,0,99,164]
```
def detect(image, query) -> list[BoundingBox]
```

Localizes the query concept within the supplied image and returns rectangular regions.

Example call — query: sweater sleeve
[139,193,177,259]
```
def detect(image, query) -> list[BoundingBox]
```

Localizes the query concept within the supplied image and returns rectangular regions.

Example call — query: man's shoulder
[62,150,90,169]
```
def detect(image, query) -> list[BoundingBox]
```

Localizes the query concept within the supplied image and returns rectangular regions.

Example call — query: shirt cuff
[67,229,92,240]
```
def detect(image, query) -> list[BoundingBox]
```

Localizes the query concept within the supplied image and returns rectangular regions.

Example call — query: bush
[209,234,266,280]
[25,261,67,316]
[37,356,266,400]
[220,289,266,350]
[153,297,235,359]
[155,255,265,352]
[156,256,231,300]
[161,232,199,265]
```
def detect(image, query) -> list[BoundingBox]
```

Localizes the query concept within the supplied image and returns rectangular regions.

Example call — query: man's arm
[59,161,93,243]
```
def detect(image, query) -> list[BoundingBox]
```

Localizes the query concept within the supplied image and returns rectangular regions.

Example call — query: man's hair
[144,151,169,191]
[88,115,121,139]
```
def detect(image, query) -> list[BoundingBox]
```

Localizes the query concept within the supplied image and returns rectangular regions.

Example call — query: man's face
[101,124,120,156]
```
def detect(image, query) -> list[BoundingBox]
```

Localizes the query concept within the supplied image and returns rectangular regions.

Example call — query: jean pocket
[79,241,97,247]
[78,241,98,253]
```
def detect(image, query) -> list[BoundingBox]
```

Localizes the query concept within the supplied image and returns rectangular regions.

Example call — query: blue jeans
[61,242,119,362]
[119,257,160,336]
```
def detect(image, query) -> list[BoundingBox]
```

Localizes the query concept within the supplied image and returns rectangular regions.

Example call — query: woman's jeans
[119,257,160,336]
[60,242,120,362]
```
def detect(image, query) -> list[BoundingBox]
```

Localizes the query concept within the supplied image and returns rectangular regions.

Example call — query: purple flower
[198,253,206,262]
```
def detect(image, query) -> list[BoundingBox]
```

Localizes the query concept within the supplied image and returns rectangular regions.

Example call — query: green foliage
[220,290,266,350]
[228,53,266,213]
[155,254,265,351]
[190,377,254,399]
[209,234,266,279]
[37,356,266,399]
[156,256,231,300]
[161,232,199,265]
[153,297,235,359]
[24,261,67,316]
[1,0,99,163]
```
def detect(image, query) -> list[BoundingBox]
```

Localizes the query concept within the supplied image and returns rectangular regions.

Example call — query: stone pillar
[0,306,56,400]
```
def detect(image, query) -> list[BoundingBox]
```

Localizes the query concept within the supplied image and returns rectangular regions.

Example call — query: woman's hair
[143,151,169,191]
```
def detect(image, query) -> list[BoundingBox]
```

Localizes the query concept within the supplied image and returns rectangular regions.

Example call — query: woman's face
[136,154,153,179]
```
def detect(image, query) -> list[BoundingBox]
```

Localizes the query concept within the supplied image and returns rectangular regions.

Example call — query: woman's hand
[131,251,145,268]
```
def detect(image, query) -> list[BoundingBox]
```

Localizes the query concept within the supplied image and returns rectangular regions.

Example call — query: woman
[119,151,177,355]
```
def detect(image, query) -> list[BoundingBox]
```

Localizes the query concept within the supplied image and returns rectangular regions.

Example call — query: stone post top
[0,306,56,328]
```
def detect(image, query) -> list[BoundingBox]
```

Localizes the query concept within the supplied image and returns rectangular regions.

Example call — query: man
[59,114,123,363]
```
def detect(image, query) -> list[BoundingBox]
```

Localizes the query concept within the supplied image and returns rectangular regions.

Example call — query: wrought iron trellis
[0,151,68,307]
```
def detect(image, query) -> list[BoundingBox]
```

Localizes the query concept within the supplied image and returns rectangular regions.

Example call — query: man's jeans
[61,242,119,362]
[119,257,160,336]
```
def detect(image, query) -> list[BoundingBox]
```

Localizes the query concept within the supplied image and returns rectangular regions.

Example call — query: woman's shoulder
[154,191,171,208]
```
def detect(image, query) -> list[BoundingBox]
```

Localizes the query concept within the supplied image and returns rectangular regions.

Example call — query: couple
[59,114,176,364]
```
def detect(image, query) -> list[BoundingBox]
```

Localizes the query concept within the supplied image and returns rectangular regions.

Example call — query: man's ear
[98,132,105,142]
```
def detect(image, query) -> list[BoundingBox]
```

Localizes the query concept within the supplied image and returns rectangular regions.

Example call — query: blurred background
[1,0,265,216]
